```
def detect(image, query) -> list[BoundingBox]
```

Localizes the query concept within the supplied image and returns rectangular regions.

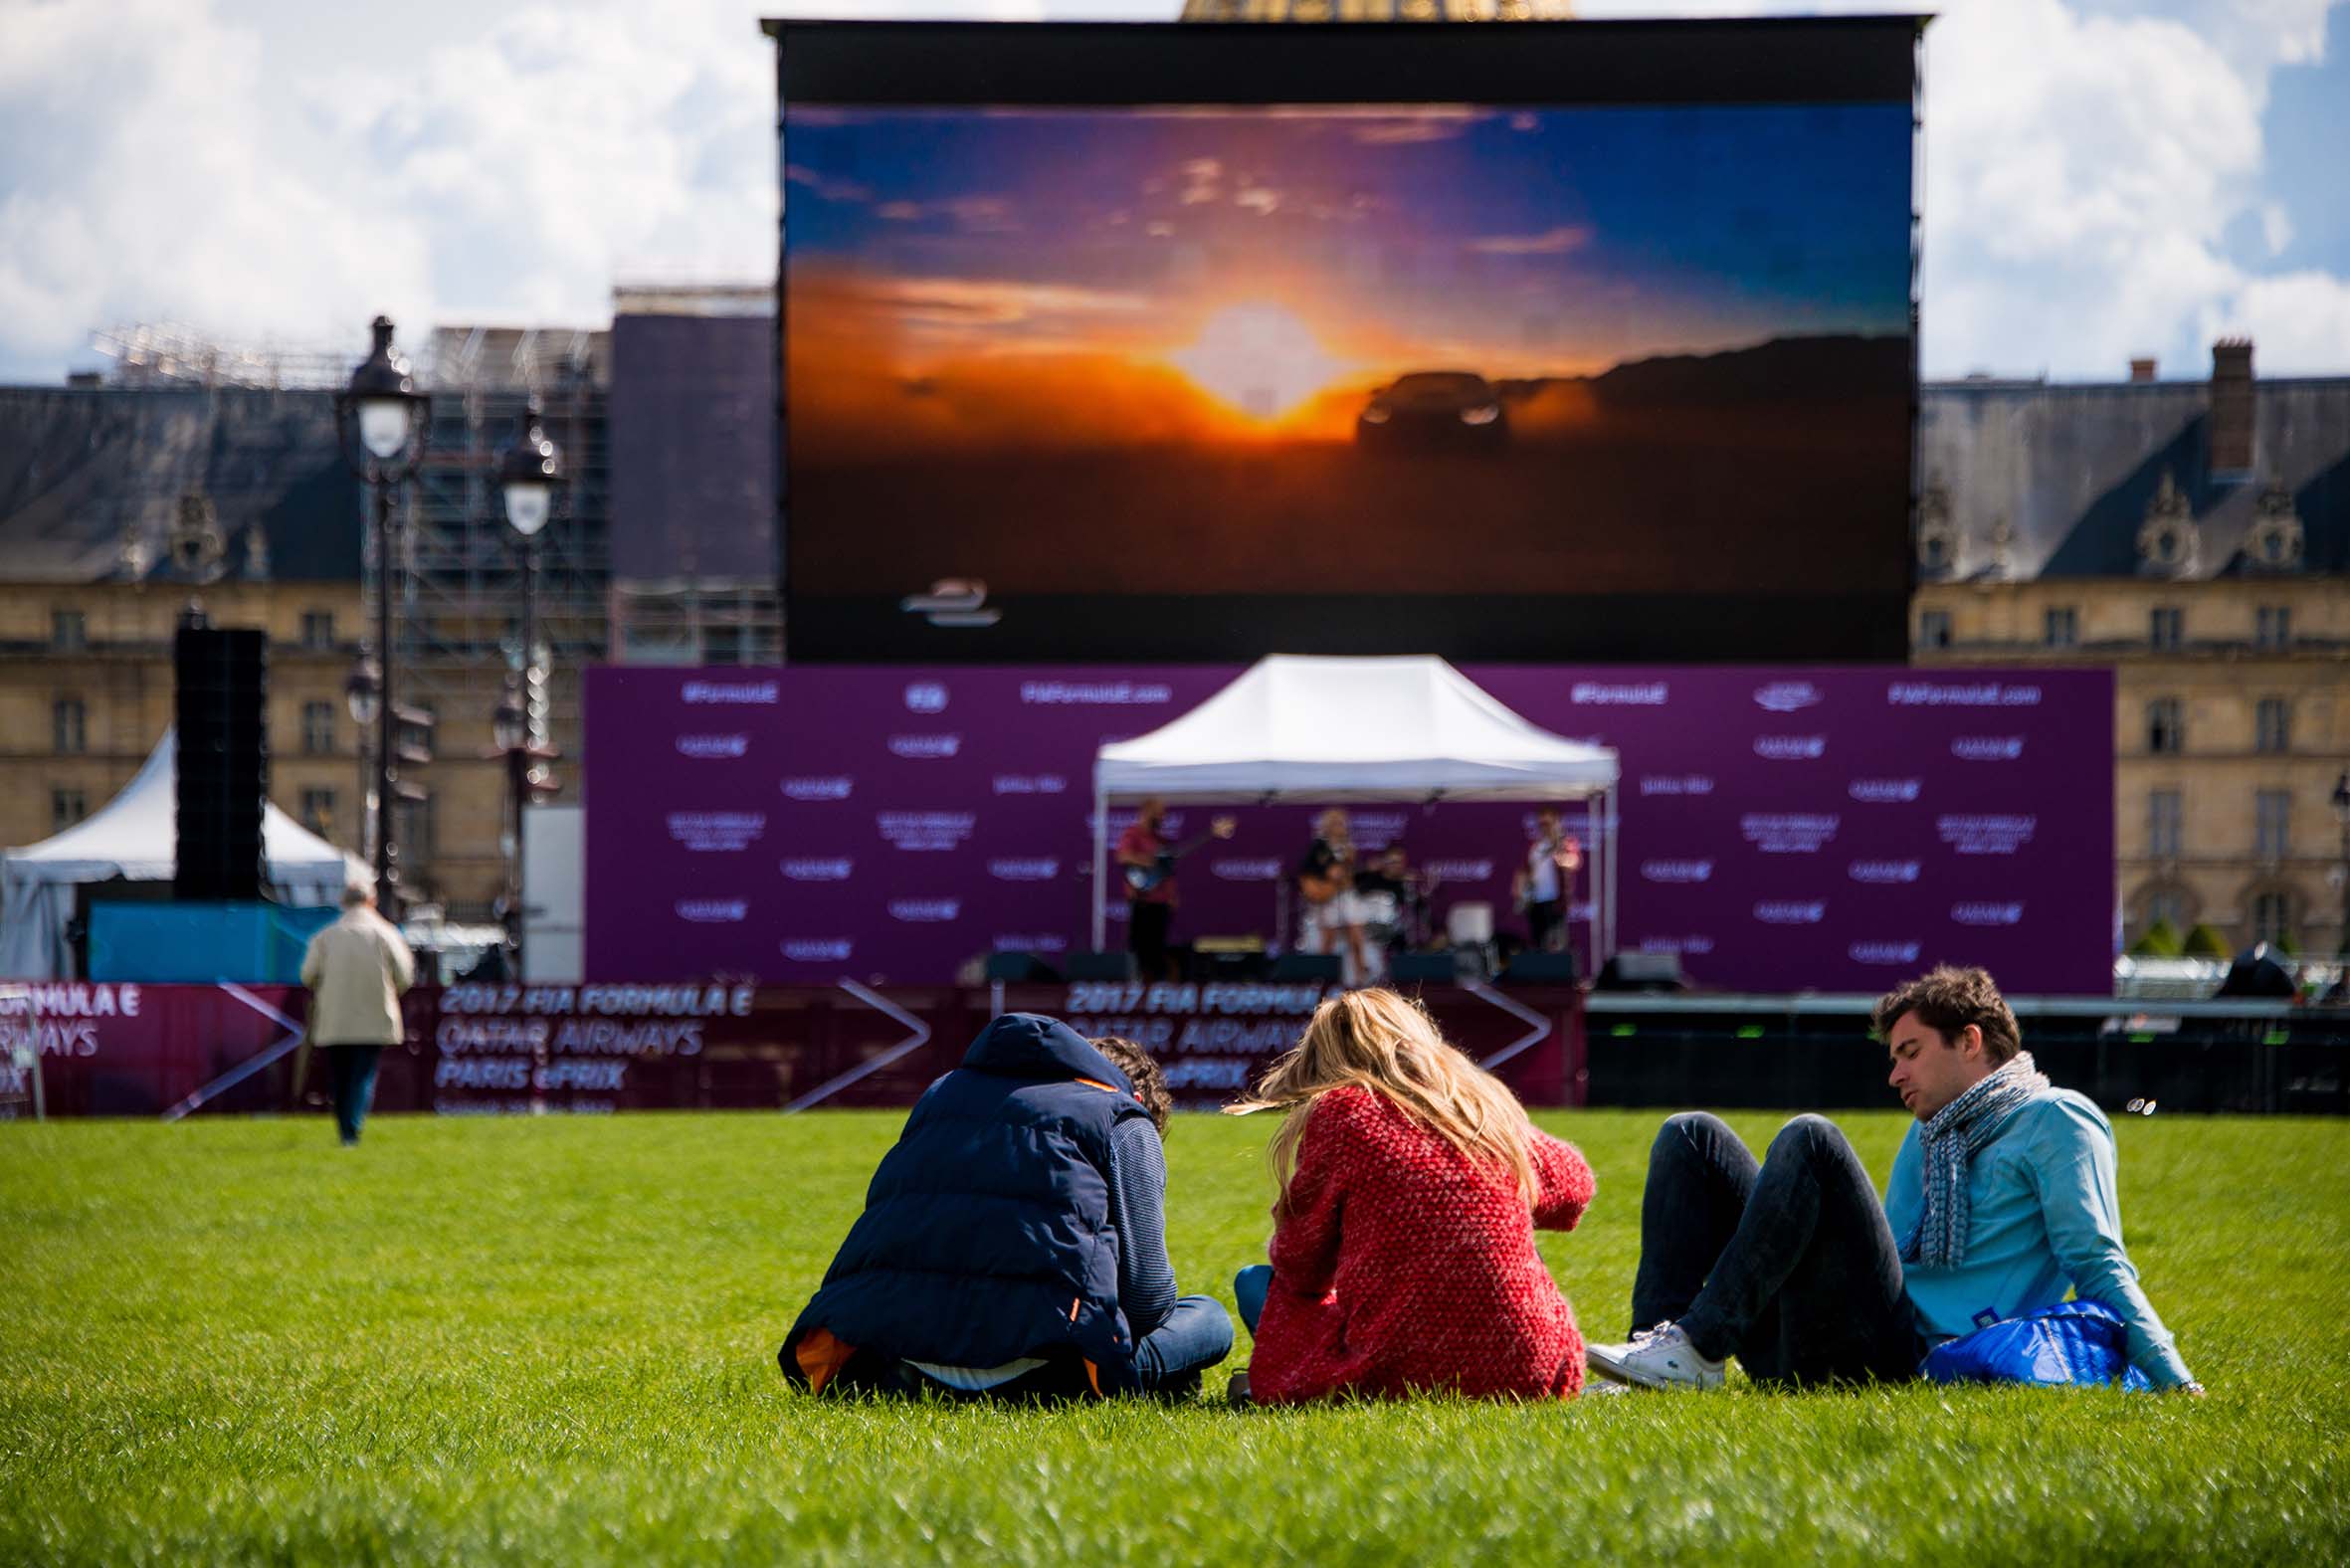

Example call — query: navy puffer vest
[781,1013,1153,1393]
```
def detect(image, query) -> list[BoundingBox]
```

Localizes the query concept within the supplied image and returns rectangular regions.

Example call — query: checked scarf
[1898,1052,2050,1269]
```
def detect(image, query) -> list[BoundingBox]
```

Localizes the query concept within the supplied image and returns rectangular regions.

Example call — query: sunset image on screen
[783,102,1913,600]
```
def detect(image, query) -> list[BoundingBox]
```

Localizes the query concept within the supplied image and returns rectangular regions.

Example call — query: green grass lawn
[3,1108,2347,1565]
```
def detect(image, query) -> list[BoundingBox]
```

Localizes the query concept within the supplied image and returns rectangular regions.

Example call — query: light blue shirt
[1886,1087,2194,1388]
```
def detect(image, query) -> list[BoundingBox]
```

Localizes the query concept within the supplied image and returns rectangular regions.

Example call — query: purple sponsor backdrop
[585,666,2113,994]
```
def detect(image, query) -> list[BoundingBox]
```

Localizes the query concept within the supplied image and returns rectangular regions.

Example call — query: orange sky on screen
[788,267,1600,460]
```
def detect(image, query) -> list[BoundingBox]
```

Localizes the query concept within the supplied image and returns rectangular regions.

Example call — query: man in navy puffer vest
[781,1013,1234,1399]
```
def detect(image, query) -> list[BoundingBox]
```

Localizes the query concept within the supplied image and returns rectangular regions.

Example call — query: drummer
[1349,845,1426,970]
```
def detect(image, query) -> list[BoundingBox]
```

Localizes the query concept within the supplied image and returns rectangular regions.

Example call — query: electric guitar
[1121,816,1237,894]
[1297,854,1353,906]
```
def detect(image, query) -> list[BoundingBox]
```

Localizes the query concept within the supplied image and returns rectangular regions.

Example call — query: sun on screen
[1167,303,1349,422]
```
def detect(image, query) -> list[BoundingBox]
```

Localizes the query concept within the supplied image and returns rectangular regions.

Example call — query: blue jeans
[1235,1264,1273,1335]
[326,1045,383,1145]
[1130,1294,1237,1393]
[1633,1112,1920,1387]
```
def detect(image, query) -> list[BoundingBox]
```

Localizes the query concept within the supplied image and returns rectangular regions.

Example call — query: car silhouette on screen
[1354,371,1509,451]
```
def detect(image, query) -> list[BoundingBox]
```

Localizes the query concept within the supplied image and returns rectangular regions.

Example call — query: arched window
[2250,889,2293,946]
[2141,887,2187,931]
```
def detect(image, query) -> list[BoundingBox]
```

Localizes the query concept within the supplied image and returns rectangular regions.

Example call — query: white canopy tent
[1091,656,1621,970]
[0,728,367,980]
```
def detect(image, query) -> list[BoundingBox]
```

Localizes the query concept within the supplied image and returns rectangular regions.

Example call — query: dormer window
[170,490,226,581]
[2136,470,2199,577]
[1984,515,2016,579]
[1916,476,1956,578]
[2245,481,2303,571]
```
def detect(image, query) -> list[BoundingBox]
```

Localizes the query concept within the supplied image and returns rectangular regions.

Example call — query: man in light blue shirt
[1589,965,2199,1393]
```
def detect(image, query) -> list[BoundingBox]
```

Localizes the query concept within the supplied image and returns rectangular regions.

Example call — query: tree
[2182,922,2233,959]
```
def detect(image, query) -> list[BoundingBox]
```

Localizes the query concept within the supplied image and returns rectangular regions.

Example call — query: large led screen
[774,21,1921,662]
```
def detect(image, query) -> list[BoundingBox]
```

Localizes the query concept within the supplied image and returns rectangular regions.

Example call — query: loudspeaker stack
[173,627,270,903]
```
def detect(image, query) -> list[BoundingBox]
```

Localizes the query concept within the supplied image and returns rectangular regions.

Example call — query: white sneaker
[1584,1322,1725,1391]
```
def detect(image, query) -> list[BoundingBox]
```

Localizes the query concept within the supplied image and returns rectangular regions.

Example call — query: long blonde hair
[1228,988,1537,1209]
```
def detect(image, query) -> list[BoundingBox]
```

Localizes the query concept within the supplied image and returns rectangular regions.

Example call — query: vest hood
[963,1011,1131,1091]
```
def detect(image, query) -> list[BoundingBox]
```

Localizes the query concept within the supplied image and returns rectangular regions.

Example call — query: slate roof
[1919,376,2350,581]
[0,386,361,583]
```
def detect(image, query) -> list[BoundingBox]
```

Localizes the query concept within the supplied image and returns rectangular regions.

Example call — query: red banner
[4,980,1581,1119]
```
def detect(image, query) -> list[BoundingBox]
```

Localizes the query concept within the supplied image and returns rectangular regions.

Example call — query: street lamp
[493,400,563,971]
[335,316,430,919]
[497,397,561,728]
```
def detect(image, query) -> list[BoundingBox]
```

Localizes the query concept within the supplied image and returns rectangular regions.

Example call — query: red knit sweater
[1249,1084,1597,1404]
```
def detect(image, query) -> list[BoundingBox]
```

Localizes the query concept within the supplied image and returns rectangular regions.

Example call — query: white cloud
[1919,0,2350,377]
[2210,268,2350,371]
[0,0,433,372]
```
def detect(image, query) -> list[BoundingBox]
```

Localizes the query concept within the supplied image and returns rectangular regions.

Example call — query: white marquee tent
[0,728,366,980]
[1091,656,1620,967]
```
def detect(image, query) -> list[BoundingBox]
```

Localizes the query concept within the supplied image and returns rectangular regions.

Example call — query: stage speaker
[1065,950,1138,982]
[1193,948,1270,982]
[1500,950,1579,985]
[1271,952,1343,983]
[1597,952,1686,992]
[1389,952,1458,985]
[173,626,270,903]
[984,950,1062,984]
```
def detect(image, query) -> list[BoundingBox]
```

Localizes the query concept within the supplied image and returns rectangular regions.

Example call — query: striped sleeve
[1106,1117,1178,1339]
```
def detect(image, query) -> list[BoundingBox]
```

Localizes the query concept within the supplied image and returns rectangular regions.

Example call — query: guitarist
[1115,799,1182,981]
[1513,806,1583,955]
[1116,800,1235,981]
[1294,808,1371,985]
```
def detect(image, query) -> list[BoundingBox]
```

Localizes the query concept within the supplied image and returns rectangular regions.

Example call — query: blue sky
[1,0,2346,384]
[788,104,1912,374]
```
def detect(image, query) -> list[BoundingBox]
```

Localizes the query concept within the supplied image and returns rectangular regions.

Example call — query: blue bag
[1918,1299,2153,1391]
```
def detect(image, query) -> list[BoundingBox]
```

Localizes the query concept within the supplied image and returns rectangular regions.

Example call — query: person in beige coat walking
[300,877,416,1145]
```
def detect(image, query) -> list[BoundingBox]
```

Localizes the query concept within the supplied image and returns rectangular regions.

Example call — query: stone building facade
[1913,344,2349,956]
[0,370,602,926]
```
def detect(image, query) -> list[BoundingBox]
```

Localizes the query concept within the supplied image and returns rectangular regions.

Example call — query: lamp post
[335,317,430,919]
[344,656,382,868]
[491,688,529,964]
[494,400,562,971]
[2332,770,2350,958]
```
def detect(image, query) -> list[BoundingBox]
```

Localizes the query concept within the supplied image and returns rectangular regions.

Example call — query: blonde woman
[1227,989,1597,1403]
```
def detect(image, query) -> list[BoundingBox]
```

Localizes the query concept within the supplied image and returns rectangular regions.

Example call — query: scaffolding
[93,322,360,391]
[612,579,781,666]
[607,284,781,668]
[400,324,613,774]
[80,318,613,919]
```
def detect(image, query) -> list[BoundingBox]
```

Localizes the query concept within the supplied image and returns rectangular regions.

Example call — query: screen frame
[767,18,1925,665]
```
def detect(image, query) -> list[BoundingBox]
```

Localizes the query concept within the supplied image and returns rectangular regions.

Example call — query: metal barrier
[1584,994,2350,1114]
[0,984,43,1121]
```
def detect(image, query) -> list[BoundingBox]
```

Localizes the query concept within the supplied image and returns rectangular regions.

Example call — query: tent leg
[1603,785,1618,975]
[1090,783,1109,952]
[1586,793,1602,979]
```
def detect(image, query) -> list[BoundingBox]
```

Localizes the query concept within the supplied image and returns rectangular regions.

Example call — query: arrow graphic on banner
[1459,977,1551,1071]
[161,981,310,1122]
[782,979,933,1112]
